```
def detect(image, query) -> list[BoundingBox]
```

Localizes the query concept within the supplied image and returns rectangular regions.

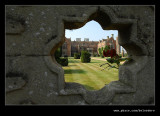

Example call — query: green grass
[92,56,127,59]
[62,57,119,91]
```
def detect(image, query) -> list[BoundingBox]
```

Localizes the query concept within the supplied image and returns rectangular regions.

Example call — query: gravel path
[91,57,106,61]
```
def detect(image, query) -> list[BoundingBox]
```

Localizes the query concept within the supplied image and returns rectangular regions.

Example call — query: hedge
[54,47,68,66]
[59,57,68,66]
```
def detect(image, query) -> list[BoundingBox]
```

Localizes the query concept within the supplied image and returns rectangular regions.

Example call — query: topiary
[81,50,91,63]
[54,47,68,66]
[59,57,68,66]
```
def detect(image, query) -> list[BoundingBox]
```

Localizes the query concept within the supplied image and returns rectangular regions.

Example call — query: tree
[104,45,110,52]
[98,48,104,58]
[100,45,131,70]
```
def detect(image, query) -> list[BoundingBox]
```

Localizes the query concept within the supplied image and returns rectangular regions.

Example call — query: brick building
[98,34,116,50]
[62,37,71,57]
[62,34,121,57]
[62,37,99,57]
[98,34,121,55]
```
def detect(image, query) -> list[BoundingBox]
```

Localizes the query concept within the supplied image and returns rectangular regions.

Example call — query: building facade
[62,38,99,57]
[98,34,116,49]
[62,38,71,57]
[62,34,121,57]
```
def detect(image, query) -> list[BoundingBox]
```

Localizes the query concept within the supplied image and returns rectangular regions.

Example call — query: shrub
[74,53,80,59]
[100,48,131,70]
[104,45,110,51]
[54,47,68,66]
[81,50,91,63]
[59,57,68,66]
[55,57,68,66]
[98,48,102,57]
[98,47,106,58]
[54,47,62,60]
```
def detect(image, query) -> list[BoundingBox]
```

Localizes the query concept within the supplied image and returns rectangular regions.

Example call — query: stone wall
[6,5,155,105]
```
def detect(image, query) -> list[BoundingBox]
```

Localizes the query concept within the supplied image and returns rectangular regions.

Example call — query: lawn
[62,57,119,91]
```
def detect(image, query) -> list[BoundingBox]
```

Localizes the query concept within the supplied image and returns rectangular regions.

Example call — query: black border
[2,0,159,113]
[1,0,159,5]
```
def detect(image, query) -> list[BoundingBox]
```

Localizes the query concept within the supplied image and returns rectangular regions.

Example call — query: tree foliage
[100,45,131,70]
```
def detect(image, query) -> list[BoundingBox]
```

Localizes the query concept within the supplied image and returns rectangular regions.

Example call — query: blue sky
[65,20,118,41]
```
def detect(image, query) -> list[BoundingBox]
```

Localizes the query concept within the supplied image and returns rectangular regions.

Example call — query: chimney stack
[111,34,114,38]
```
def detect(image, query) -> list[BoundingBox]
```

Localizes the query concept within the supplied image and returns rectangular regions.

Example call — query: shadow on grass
[68,65,76,66]
[83,84,95,90]
[90,61,101,63]
[69,60,80,63]
[64,69,86,74]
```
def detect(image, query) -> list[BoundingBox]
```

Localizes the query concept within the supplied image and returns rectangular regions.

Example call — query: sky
[65,20,126,53]
[65,20,118,41]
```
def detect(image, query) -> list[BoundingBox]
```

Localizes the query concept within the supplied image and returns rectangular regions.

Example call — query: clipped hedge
[54,47,68,66]
[59,57,68,66]
[56,57,68,66]
[74,53,80,59]
[81,50,91,63]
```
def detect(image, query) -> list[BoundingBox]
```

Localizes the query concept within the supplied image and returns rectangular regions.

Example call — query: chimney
[76,38,81,41]
[111,34,114,38]
[107,36,109,39]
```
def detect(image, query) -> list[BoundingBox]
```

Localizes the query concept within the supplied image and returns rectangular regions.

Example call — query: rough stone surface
[6,77,26,92]
[6,5,155,105]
